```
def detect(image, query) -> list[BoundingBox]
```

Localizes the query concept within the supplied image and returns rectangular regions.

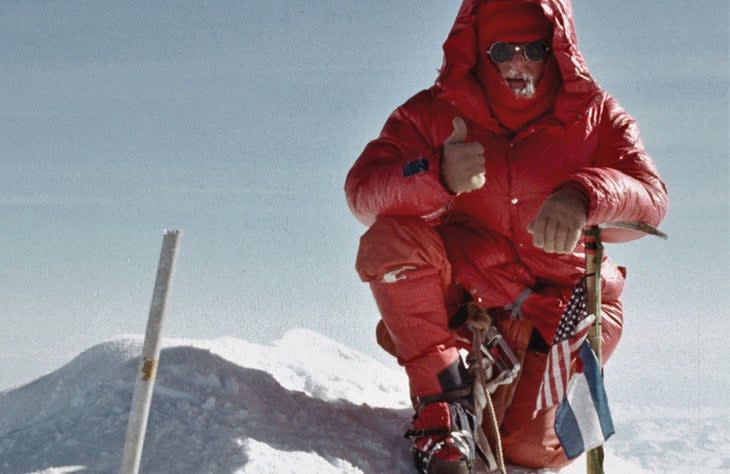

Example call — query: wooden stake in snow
[120,230,181,474]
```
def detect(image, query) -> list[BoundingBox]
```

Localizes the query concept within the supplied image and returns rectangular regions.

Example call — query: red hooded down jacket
[345,0,668,355]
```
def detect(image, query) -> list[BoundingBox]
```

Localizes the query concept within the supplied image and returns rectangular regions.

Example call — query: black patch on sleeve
[403,158,429,177]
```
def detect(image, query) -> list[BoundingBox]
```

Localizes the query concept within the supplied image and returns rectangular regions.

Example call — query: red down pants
[356,216,468,399]
[355,216,623,470]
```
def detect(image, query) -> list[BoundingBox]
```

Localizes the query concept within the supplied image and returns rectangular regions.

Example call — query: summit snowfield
[0,329,727,473]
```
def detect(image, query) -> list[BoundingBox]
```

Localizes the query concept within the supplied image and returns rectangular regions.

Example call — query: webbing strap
[508,287,533,319]
[413,386,474,408]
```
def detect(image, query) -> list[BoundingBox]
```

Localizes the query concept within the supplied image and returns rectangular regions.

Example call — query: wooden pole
[120,230,181,474]
[584,226,605,474]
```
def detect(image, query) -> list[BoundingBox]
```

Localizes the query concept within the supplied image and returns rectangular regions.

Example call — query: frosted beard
[478,57,561,132]
[502,67,538,98]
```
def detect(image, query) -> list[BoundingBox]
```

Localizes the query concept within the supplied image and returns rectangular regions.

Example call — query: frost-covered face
[494,51,546,98]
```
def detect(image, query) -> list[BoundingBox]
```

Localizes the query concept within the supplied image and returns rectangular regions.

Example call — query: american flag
[535,280,596,412]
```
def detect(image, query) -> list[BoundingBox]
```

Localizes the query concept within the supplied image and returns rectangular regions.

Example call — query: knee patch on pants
[355,216,451,288]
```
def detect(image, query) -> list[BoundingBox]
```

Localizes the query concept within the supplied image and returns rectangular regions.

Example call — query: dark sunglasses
[487,41,550,64]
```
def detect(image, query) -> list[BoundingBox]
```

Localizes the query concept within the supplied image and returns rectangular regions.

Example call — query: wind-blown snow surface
[0,329,727,473]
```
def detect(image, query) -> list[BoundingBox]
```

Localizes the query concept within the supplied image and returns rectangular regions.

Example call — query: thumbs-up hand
[441,117,486,194]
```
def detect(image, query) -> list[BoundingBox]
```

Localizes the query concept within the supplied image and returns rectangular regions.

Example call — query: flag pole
[584,226,605,474]
[582,221,666,473]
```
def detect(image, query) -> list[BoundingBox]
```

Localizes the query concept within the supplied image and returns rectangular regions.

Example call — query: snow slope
[0,329,727,473]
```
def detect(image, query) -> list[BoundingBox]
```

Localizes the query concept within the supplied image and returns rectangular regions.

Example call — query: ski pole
[584,226,605,474]
[120,230,181,474]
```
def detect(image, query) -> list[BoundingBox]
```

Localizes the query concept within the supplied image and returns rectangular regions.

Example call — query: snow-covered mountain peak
[0,330,727,473]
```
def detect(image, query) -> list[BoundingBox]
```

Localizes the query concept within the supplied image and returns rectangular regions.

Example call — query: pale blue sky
[1,1,728,411]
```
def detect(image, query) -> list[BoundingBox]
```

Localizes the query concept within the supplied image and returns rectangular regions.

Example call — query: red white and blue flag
[535,280,615,459]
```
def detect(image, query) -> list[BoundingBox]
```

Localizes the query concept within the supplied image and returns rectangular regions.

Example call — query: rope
[483,386,505,474]
[466,305,506,474]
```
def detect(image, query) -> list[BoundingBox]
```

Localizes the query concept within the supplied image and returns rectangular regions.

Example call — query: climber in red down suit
[345,0,668,472]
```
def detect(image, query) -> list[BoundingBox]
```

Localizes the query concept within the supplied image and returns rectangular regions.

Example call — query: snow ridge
[0,332,413,473]
[0,329,728,473]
